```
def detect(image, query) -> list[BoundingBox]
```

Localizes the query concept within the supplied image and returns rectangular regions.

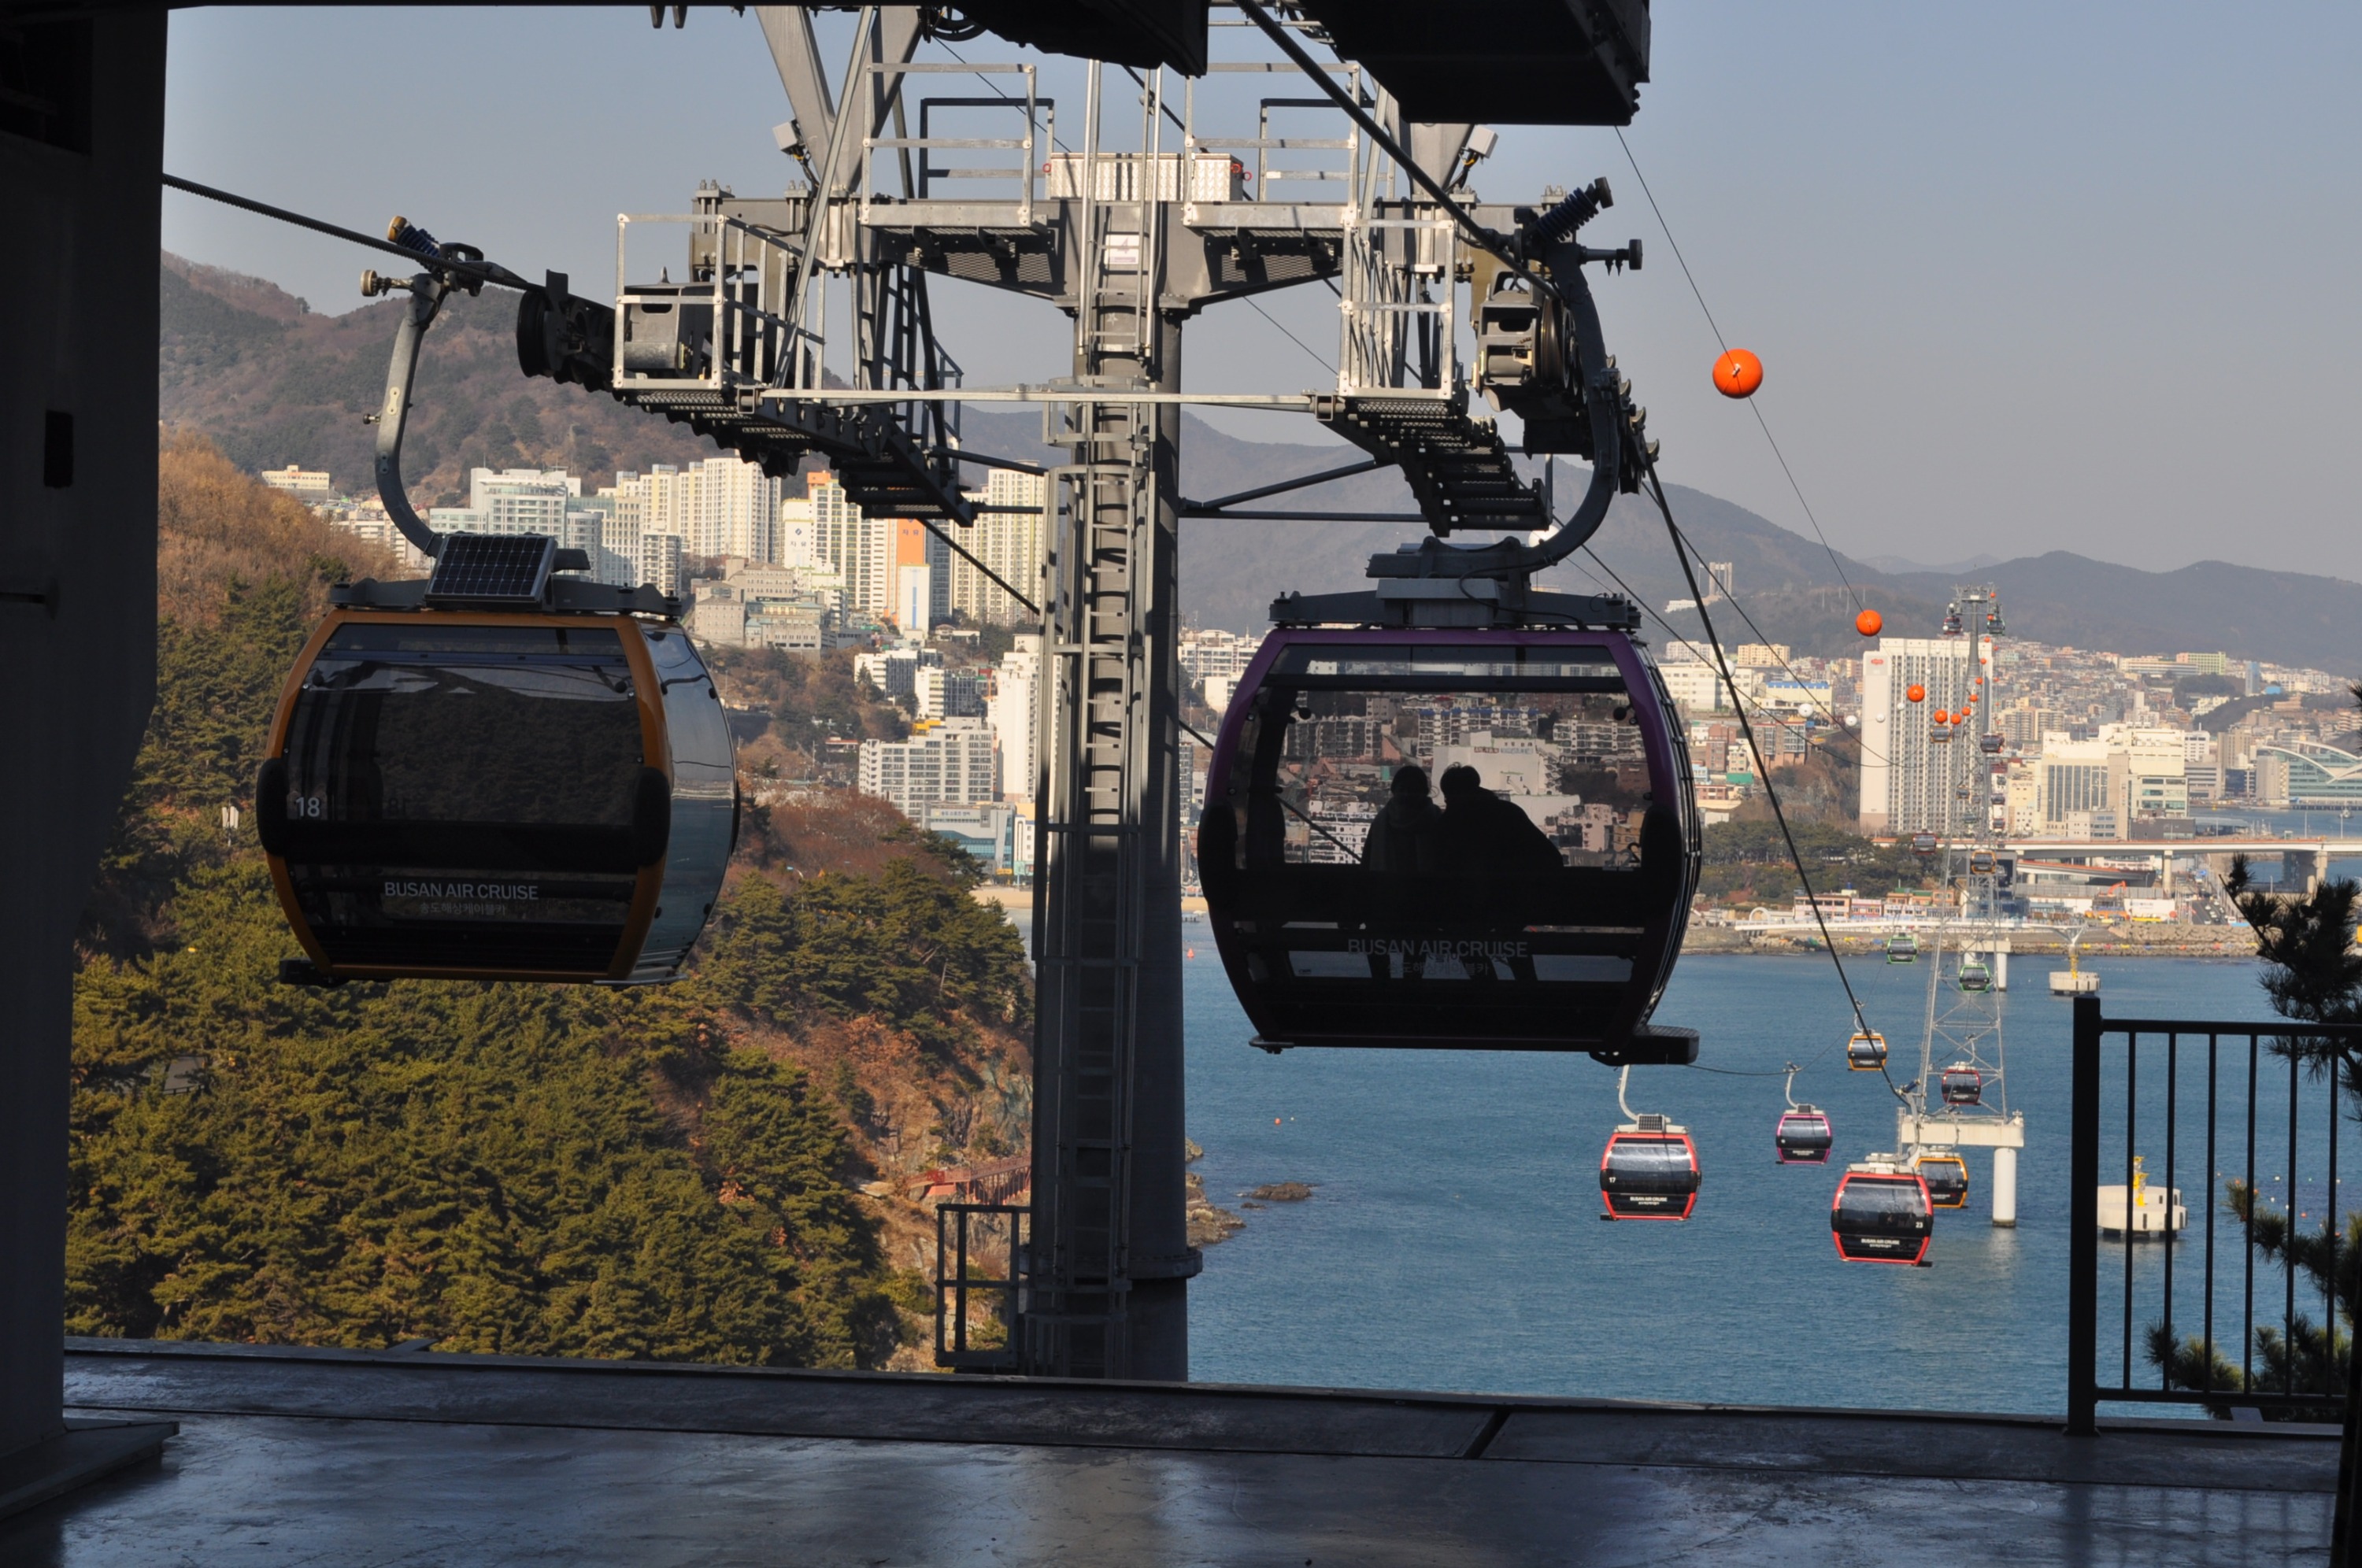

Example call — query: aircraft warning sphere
[1712,348,1764,398]
[1906,684,1925,704]
[1854,609,1883,637]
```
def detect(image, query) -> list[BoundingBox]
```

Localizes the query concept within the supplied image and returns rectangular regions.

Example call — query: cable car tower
[325,1,1657,1381]
[1899,583,2026,1226]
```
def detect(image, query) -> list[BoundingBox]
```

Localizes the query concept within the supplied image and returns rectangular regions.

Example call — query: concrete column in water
[1992,1145,2019,1227]
[1994,949,2008,991]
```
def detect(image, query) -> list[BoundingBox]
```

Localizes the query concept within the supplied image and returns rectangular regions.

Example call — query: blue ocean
[1179,943,2298,1413]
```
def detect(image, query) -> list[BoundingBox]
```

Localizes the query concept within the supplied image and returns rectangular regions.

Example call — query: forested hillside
[69,440,1031,1366]
[160,253,723,504]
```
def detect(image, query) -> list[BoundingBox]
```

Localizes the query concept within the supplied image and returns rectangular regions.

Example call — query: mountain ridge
[160,254,2357,669]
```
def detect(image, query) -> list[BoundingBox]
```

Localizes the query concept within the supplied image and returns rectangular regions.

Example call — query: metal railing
[1187,62,1361,200]
[861,62,1049,224]
[934,1201,1029,1372]
[2069,995,2362,1433]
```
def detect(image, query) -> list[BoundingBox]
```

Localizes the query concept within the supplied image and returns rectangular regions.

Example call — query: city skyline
[160,6,2362,583]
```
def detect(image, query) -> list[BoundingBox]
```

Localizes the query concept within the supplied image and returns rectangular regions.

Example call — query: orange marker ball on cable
[1854,608,1883,637]
[1712,348,1764,399]
[1906,684,1926,704]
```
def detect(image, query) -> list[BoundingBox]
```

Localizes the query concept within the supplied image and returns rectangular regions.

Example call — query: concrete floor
[2,1339,2336,1566]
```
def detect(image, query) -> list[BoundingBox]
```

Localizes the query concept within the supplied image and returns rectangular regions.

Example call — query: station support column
[1992,1146,2019,1228]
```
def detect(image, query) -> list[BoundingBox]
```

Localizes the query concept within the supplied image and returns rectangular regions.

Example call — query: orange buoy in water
[1712,348,1764,399]
[1274,1117,1283,1126]
[1854,608,1883,637]
[1906,684,1926,704]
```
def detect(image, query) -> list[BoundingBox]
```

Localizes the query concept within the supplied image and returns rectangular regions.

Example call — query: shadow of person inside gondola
[1438,764,1559,981]
[1360,764,1444,978]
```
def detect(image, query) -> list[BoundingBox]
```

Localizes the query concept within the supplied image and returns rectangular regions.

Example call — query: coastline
[974,888,2255,960]
[1681,924,2257,960]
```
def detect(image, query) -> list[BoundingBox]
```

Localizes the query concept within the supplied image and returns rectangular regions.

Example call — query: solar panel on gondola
[426,533,557,605]
[257,604,734,985]
[1831,1159,1934,1264]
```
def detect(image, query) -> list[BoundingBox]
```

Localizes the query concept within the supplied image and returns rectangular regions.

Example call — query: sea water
[1181,944,2280,1411]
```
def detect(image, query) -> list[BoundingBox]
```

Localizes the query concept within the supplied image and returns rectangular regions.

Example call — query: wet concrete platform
[3,1337,2336,1565]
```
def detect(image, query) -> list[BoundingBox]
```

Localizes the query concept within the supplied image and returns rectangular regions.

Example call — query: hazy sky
[164,5,2360,579]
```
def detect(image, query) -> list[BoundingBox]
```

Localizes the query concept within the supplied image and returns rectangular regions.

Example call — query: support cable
[1612,129,1863,616]
[1549,453,1872,751]
[163,173,528,294]
[1644,452,1908,1104]
[1553,515,1890,771]
[170,169,1031,613]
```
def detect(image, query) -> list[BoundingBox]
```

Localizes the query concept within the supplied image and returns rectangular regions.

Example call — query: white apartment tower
[808,471,898,617]
[1858,636,1983,837]
[988,633,1042,803]
[857,719,999,815]
[948,468,1047,627]
[689,457,780,561]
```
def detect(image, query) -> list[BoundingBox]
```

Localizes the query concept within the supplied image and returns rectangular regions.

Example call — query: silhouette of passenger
[1361,764,1444,875]
[1438,764,1560,875]
[1438,764,1557,982]
[1362,764,1442,981]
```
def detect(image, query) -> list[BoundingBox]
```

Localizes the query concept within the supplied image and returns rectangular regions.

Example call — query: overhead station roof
[1294,0,1649,125]
[955,0,1212,75]
[960,1,1648,127]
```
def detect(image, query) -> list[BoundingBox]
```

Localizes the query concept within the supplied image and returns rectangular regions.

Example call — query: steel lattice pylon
[1901,585,2028,1226]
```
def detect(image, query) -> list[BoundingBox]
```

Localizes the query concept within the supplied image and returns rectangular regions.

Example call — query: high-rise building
[778,496,817,568]
[857,719,998,814]
[688,456,780,561]
[948,468,1047,627]
[808,471,897,617]
[894,517,950,631]
[1858,636,1979,836]
[638,531,684,597]
[594,475,649,586]
[988,634,1042,804]
[916,667,987,719]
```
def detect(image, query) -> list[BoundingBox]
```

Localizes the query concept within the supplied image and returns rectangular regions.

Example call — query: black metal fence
[934,1202,1028,1372]
[2069,995,2362,1434]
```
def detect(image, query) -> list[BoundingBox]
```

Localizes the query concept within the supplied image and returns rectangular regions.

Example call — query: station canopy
[963,0,1649,126]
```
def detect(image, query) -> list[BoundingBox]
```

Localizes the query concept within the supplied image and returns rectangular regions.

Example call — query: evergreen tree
[66,438,1027,1370]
